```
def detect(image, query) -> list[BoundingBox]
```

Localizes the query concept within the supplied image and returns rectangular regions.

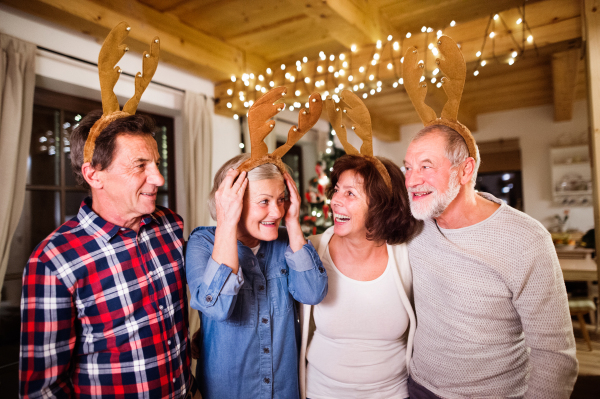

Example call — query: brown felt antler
[83,22,160,163]
[238,87,323,174]
[325,90,392,190]
[402,35,478,161]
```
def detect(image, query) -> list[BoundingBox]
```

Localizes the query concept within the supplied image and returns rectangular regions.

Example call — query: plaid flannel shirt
[20,198,190,399]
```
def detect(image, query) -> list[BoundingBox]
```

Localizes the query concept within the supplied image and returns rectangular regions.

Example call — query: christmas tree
[301,124,345,236]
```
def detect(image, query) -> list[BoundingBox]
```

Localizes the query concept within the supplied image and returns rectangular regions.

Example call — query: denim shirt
[186,226,328,399]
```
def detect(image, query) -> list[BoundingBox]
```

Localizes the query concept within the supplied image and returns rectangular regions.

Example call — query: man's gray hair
[207,154,287,221]
[412,124,480,185]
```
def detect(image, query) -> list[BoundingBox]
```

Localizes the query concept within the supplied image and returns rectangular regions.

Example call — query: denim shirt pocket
[224,283,256,328]
[267,262,293,316]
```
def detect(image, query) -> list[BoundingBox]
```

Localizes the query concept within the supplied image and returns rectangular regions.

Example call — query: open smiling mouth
[260,221,277,227]
[334,214,350,223]
[411,191,432,199]
[141,192,157,197]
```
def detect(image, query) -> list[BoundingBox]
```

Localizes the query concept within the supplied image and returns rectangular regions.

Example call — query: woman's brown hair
[327,155,421,245]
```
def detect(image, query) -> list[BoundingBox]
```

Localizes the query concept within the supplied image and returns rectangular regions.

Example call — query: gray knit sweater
[408,193,578,399]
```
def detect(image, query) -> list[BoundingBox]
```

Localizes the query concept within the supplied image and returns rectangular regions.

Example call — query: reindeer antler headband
[83,22,160,163]
[238,86,322,173]
[403,35,478,161]
[325,91,392,191]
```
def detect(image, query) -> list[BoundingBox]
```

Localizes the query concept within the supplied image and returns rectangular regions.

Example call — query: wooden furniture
[569,298,596,351]
[558,248,599,334]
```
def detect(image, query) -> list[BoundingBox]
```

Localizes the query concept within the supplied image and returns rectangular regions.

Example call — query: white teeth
[413,192,431,197]
[334,215,350,222]
[261,222,275,225]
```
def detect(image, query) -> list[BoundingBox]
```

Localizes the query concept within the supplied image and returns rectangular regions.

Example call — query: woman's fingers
[231,171,247,194]
[284,173,300,201]
[238,176,248,196]
[220,168,240,191]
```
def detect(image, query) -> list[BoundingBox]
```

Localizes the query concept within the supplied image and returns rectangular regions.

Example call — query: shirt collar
[77,197,161,242]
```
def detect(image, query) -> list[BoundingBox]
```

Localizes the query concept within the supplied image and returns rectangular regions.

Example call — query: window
[4,88,175,298]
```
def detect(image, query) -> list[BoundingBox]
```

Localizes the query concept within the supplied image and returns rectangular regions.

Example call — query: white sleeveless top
[306,245,409,398]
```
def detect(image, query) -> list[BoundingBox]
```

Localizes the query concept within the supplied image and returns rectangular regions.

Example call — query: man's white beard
[408,170,461,220]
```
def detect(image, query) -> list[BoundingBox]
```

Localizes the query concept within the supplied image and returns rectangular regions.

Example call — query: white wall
[371,100,594,232]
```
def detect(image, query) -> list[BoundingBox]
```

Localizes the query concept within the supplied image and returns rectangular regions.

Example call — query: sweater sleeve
[511,233,578,399]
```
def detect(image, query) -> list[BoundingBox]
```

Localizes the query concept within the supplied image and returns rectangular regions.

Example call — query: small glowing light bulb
[387,63,393,70]
[406,32,411,38]
[450,20,456,27]
[351,44,357,52]
[494,14,499,20]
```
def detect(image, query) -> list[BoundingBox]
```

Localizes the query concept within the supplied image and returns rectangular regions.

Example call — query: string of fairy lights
[220,7,537,122]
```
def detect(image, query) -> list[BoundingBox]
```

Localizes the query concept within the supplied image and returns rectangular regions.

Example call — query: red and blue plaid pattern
[20,198,190,399]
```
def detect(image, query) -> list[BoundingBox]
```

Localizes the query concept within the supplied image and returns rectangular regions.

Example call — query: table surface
[559,257,598,281]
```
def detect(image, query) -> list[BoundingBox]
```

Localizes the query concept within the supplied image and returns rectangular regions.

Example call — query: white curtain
[182,91,213,376]
[0,34,36,296]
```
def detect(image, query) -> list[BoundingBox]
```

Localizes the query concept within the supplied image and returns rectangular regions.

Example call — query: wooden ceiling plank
[307,0,381,41]
[1,0,268,80]
[552,48,581,121]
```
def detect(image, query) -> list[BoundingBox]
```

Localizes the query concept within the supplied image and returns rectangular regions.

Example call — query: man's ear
[82,162,103,189]
[460,157,476,185]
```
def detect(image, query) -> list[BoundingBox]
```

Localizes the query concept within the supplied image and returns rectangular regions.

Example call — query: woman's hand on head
[283,172,307,251]
[215,169,248,228]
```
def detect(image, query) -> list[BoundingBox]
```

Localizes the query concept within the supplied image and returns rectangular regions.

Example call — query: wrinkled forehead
[115,133,159,159]
[406,134,448,162]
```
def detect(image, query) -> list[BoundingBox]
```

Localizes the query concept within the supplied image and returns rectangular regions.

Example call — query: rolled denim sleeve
[285,241,328,305]
[186,229,244,321]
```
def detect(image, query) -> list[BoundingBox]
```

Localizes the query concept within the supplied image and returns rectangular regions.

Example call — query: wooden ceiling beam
[0,0,268,81]
[381,0,546,35]
[301,0,392,49]
[552,48,581,121]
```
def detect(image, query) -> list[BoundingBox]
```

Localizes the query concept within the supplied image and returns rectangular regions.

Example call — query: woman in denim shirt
[186,154,328,399]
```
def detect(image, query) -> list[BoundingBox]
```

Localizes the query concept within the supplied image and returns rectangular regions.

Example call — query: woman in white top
[299,155,421,399]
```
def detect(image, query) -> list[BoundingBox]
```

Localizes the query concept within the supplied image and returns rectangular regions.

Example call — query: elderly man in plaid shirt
[19,110,198,399]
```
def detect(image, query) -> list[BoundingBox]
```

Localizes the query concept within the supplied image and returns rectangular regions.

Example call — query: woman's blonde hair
[207,154,289,221]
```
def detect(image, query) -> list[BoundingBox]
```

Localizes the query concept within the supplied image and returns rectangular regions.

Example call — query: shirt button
[206,295,213,302]
[263,347,270,354]
[263,377,270,384]
[257,253,265,259]
[258,285,265,291]
[173,378,176,383]
[120,228,126,231]
[280,269,287,275]
[262,318,268,324]
[148,270,153,276]
[159,305,164,310]
[168,340,172,345]
[319,267,325,273]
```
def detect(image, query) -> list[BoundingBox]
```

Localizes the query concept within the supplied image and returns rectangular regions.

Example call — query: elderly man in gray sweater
[403,124,578,399]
